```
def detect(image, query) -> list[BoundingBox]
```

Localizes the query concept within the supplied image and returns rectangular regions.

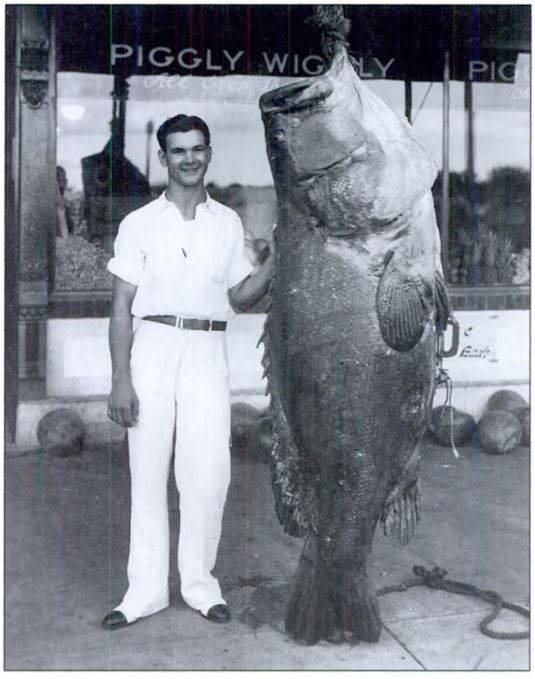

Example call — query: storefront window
[54,44,529,305]
[439,58,529,287]
[466,56,530,286]
[56,73,116,292]
[54,71,296,296]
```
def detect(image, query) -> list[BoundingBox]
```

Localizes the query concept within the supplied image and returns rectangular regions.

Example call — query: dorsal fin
[260,307,308,537]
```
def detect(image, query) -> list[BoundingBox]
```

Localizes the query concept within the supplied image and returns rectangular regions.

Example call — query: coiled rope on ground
[377,565,529,641]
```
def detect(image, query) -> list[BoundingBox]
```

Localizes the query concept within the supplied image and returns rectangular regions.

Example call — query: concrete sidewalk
[5,437,529,670]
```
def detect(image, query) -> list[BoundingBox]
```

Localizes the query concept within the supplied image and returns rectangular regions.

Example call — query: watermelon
[37,408,86,457]
[514,407,530,447]
[486,390,527,414]
[253,415,274,463]
[230,402,262,458]
[478,409,523,455]
[429,405,476,446]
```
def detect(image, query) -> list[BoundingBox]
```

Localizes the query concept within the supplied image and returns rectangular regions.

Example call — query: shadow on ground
[4,436,529,670]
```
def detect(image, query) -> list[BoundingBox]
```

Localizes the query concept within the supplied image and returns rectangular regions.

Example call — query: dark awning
[55,4,530,82]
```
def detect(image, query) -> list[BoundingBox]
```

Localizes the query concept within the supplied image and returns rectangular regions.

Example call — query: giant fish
[258,12,453,645]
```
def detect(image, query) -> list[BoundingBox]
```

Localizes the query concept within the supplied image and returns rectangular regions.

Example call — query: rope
[443,371,460,458]
[412,82,434,124]
[306,6,351,65]
[377,565,529,641]
[435,338,459,458]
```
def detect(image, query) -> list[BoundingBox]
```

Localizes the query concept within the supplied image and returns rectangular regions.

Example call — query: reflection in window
[55,58,530,295]
[434,57,530,287]
[55,74,155,292]
[54,72,286,293]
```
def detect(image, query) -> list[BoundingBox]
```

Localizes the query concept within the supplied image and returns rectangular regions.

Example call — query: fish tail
[285,536,381,644]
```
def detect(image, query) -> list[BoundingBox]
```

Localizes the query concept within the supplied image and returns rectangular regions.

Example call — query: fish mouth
[259,51,345,115]
[260,50,363,178]
[259,79,333,115]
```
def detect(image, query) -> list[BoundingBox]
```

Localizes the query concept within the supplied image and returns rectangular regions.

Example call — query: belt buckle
[207,319,212,331]
[175,317,183,329]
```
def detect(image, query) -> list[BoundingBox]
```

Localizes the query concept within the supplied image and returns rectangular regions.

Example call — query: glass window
[55,39,529,299]
[370,66,530,289]
[54,71,298,295]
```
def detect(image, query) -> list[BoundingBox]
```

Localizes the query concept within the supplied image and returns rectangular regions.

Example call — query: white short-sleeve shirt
[107,191,254,321]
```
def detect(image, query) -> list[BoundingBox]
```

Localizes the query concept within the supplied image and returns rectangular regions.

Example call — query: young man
[103,114,274,629]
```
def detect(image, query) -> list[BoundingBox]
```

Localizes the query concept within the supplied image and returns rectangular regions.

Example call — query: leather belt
[143,315,227,331]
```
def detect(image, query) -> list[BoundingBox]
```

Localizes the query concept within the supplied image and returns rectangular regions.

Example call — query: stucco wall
[47,310,529,404]
[12,310,529,450]
[46,314,268,399]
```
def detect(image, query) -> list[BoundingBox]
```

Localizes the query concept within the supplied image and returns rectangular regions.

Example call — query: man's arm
[228,247,275,313]
[108,275,139,427]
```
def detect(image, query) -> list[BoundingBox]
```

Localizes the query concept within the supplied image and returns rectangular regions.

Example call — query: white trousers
[115,319,231,621]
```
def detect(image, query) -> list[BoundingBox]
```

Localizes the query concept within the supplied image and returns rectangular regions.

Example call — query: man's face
[158,129,212,188]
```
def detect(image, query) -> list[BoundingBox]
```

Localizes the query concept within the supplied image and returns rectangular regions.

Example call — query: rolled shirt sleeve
[227,214,255,289]
[107,215,145,286]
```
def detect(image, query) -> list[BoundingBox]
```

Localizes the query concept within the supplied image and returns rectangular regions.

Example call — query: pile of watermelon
[429,389,529,455]
[478,390,529,455]
[37,408,86,457]
[230,402,273,463]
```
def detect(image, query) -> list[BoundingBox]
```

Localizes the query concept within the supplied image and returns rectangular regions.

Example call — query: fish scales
[259,16,452,645]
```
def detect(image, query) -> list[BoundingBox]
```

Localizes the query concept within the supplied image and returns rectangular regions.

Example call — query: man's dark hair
[156,114,211,152]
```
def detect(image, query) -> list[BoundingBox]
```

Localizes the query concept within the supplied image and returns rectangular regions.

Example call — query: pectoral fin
[376,253,434,352]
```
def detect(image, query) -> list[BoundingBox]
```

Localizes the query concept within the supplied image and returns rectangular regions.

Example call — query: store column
[16,6,56,399]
